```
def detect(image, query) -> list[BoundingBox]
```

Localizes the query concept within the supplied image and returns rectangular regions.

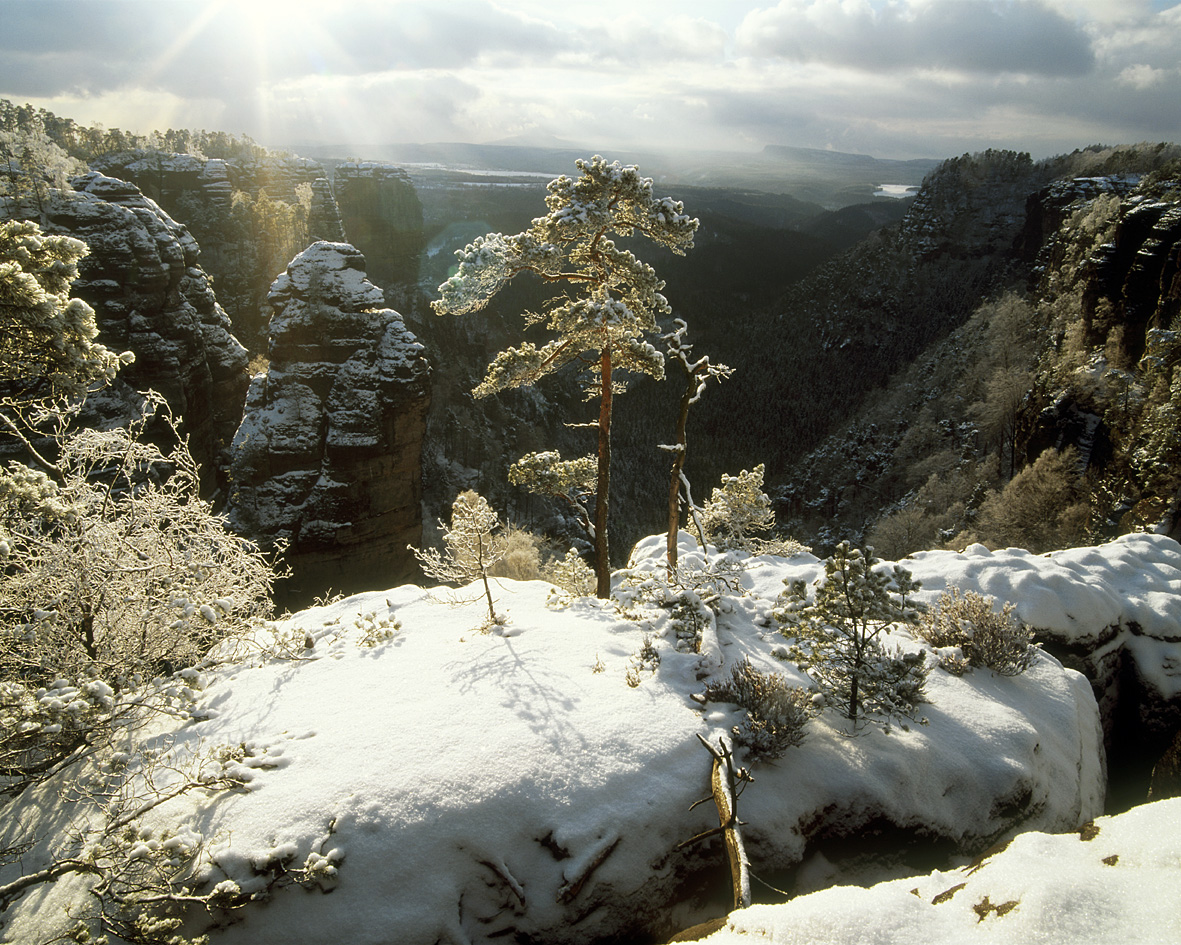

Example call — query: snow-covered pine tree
[700,464,774,552]
[663,318,731,572]
[411,490,508,624]
[775,542,928,725]
[432,156,698,597]
[0,219,126,445]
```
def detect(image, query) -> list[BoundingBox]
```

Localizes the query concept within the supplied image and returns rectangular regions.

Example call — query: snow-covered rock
[0,536,1112,945]
[904,533,1181,800]
[694,796,1181,945]
[228,242,430,602]
[23,174,251,484]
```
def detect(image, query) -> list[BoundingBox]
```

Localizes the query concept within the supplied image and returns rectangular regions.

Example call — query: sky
[1,0,1180,160]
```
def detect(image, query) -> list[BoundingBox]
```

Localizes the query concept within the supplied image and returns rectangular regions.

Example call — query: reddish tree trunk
[595,346,613,598]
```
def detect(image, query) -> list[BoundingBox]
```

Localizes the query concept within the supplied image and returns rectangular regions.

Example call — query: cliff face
[88,150,347,352]
[89,150,330,212]
[228,242,430,602]
[332,162,424,287]
[31,173,251,486]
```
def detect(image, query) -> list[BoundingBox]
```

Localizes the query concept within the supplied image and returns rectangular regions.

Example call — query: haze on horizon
[2,0,1179,162]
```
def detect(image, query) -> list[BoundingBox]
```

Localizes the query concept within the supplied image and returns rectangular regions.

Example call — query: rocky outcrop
[29,173,251,487]
[90,150,330,212]
[307,177,345,243]
[333,162,424,286]
[907,533,1181,810]
[901,149,1050,261]
[228,242,430,602]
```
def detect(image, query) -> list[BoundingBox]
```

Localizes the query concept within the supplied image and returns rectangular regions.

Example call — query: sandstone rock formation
[90,149,329,211]
[307,176,345,243]
[12,173,252,488]
[228,242,430,602]
[333,161,424,287]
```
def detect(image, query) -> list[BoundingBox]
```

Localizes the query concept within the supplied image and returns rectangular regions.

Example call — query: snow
[1,532,1179,944]
[698,797,1181,944]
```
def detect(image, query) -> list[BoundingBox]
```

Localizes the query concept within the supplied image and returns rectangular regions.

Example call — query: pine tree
[410,490,508,623]
[775,542,928,724]
[0,219,128,458]
[432,156,698,597]
[700,465,774,552]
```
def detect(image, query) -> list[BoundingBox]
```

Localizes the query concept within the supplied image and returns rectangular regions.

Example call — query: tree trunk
[667,367,694,574]
[595,347,613,599]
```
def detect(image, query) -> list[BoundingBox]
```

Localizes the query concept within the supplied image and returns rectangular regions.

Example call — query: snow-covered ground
[2,532,1179,945]
[696,795,1181,944]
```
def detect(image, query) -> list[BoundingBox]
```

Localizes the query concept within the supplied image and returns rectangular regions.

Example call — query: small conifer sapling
[410,490,508,623]
[775,542,928,725]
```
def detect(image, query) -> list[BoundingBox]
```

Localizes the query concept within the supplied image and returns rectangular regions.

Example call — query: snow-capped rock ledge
[1,534,1118,945]
[695,796,1181,945]
[902,533,1181,792]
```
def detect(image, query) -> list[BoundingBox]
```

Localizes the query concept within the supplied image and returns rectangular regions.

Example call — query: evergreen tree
[411,490,508,623]
[775,542,928,725]
[700,464,774,552]
[433,156,698,597]
[0,220,127,448]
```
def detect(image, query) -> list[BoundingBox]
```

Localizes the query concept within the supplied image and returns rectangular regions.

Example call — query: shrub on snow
[704,658,818,760]
[917,586,1036,676]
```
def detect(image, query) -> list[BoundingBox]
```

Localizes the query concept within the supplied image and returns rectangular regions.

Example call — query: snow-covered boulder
[228,242,430,602]
[693,796,1181,945]
[0,537,1106,945]
[903,533,1181,803]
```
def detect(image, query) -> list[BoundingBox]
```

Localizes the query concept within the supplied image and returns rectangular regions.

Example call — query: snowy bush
[542,547,597,604]
[775,542,930,725]
[700,464,774,552]
[411,489,508,622]
[917,587,1036,676]
[704,658,818,760]
[0,400,275,799]
[0,398,274,685]
[626,635,661,687]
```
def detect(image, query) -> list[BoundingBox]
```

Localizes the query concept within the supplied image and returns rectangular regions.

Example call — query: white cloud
[1118,63,1170,88]
[736,0,1095,76]
[1,0,1179,159]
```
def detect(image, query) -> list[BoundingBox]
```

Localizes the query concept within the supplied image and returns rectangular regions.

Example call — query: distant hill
[289,140,944,208]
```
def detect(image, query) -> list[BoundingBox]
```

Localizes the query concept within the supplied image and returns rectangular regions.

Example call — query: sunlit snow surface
[2,533,1179,945]
[699,796,1181,944]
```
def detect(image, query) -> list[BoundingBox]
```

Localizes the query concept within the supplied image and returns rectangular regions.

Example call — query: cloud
[1118,63,1170,88]
[736,0,1096,77]
[0,0,574,99]
[1,0,1179,159]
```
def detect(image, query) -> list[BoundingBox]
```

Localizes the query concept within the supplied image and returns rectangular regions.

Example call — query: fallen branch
[679,734,752,910]
[558,834,619,903]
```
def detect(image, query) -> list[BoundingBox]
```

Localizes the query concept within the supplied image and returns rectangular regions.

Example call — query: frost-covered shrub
[542,547,596,603]
[775,542,929,725]
[917,587,1036,676]
[625,634,661,688]
[704,658,817,760]
[0,398,274,697]
[411,490,507,621]
[700,464,774,551]
[488,524,544,580]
